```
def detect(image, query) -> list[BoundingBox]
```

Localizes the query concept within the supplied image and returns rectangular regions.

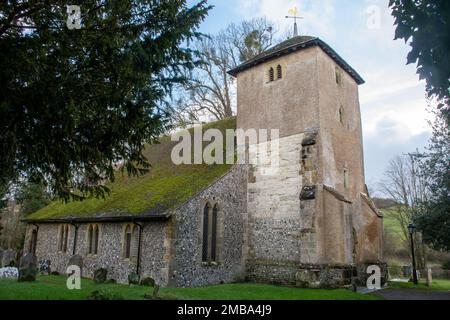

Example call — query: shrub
[442,261,450,270]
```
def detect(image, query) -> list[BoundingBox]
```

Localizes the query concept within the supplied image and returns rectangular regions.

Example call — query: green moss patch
[27,117,236,220]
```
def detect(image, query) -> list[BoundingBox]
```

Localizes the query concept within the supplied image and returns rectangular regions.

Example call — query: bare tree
[379,153,430,268]
[169,18,277,126]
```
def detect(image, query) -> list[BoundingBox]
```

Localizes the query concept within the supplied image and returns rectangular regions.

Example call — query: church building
[24,36,385,288]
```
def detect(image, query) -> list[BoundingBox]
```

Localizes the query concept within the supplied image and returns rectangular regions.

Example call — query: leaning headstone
[68,255,83,276]
[93,268,107,284]
[18,254,38,282]
[426,268,433,287]
[39,260,51,275]
[140,277,155,287]
[1,249,17,267]
[152,284,161,299]
[128,272,139,285]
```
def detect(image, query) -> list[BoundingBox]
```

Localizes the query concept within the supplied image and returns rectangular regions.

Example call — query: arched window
[88,224,99,255]
[201,203,210,262]
[58,225,64,251]
[93,225,99,255]
[277,65,282,79]
[268,67,274,82]
[122,224,140,260]
[124,224,132,259]
[210,204,219,262]
[201,202,220,264]
[29,229,38,255]
[59,224,69,253]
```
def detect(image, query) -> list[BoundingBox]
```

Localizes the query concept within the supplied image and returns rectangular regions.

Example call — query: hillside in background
[381,205,450,270]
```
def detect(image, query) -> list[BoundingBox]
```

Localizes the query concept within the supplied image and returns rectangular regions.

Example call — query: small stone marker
[426,268,432,287]
[152,284,160,299]
[128,272,139,285]
[39,260,51,275]
[93,268,107,284]
[18,253,38,282]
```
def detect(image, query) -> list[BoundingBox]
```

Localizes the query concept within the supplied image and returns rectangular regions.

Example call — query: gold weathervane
[285,6,303,37]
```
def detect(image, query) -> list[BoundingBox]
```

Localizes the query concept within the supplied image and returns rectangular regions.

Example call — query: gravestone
[426,268,432,287]
[68,255,83,276]
[128,272,139,285]
[140,277,155,287]
[94,268,107,284]
[0,248,3,265]
[1,249,17,267]
[402,265,412,278]
[18,254,38,282]
[39,260,51,275]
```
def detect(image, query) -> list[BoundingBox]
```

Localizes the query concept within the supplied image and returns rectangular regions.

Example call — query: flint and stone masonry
[24,36,385,288]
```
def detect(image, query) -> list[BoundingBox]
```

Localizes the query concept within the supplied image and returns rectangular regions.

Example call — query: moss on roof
[27,117,236,221]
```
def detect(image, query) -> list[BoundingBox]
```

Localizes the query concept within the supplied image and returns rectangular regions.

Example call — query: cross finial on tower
[285,6,303,37]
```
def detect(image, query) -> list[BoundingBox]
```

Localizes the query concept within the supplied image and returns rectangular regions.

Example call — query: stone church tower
[229,36,384,287]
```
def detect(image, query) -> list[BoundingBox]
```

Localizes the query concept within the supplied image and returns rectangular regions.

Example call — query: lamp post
[408,223,418,285]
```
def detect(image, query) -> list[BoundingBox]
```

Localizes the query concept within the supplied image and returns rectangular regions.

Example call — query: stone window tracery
[59,224,69,253]
[201,202,220,264]
[87,224,100,255]
[123,224,139,260]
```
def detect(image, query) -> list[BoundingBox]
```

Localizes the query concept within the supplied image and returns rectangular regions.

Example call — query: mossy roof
[26,117,236,222]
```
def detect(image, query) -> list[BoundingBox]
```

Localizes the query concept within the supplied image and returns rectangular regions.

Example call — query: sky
[190,0,433,190]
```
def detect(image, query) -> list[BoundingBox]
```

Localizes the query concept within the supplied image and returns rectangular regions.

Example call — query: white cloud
[360,66,431,147]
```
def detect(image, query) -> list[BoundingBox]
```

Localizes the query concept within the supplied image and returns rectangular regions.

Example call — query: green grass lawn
[389,279,450,291]
[0,275,379,300]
